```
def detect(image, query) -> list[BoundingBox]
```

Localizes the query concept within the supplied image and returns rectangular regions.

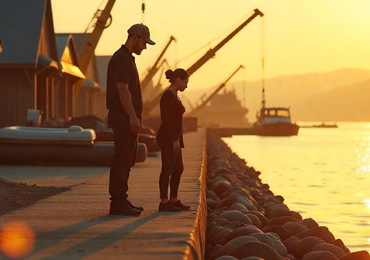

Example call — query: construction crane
[143,9,263,115]
[143,59,171,100]
[186,65,244,117]
[74,0,115,96]
[141,36,176,92]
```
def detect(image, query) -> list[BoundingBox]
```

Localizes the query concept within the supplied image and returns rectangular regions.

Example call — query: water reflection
[223,122,370,252]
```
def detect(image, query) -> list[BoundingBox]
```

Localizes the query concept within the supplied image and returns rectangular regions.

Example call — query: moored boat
[253,107,299,136]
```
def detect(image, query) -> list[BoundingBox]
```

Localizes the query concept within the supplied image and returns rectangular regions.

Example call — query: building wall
[0,68,36,127]
[74,88,89,117]
[91,91,107,122]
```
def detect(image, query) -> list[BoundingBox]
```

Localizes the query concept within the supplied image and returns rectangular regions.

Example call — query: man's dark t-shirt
[106,45,143,126]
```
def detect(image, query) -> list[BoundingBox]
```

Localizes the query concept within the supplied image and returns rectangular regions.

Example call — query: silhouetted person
[106,24,155,216]
[157,69,191,212]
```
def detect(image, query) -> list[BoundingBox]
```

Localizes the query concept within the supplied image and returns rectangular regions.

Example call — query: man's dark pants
[109,118,138,208]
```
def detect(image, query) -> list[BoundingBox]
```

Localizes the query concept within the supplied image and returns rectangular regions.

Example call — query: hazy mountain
[184,68,370,122]
[295,79,370,121]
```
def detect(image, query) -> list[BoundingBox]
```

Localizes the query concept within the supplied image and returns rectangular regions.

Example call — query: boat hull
[0,142,147,166]
[256,122,299,136]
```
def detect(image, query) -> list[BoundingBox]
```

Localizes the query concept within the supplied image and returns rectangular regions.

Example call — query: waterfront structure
[0,0,59,127]
[60,34,107,121]
[197,89,249,127]
[56,35,85,120]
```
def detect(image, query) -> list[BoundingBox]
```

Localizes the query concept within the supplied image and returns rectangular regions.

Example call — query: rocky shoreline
[205,132,370,260]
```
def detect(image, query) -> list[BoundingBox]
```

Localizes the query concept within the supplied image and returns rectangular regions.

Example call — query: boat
[300,123,338,128]
[0,126,147,166]
[253,107,300,136]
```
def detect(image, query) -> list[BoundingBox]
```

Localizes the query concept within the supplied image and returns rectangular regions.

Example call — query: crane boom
[74,0,115,97]
[79,0,115,72]
[141,36,176,91]
[143,9,263,115]
[187,9,263,75]
[187,65,244,117]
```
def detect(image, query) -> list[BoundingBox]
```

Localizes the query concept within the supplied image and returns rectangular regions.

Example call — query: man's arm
[116,81,141,134]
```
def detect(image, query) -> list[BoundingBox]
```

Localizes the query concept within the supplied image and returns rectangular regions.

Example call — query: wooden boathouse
[0,0,59,127]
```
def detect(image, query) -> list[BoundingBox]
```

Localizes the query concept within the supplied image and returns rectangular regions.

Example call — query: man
[106,24,155,216]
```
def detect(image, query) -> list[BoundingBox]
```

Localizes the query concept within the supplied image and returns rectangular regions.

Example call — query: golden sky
[51,0,370,90]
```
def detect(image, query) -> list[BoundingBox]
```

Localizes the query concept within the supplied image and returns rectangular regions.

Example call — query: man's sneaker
[127,200,144,212]
[172,200,190,210]
[158,201,182,212]
[109,203,142,216]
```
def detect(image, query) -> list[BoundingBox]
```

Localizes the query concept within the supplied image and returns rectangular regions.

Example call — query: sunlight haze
[51,0,370,91]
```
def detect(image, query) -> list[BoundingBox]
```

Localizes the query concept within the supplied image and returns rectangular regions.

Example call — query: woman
[156,68,191,212]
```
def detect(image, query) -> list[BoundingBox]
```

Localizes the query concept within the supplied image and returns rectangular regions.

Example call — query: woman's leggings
[158,141,184,199]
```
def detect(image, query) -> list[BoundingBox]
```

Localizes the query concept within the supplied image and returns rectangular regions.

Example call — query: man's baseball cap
[128,23,155,45]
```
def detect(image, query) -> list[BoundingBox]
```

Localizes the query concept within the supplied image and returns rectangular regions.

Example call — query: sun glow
[0,221,35,258]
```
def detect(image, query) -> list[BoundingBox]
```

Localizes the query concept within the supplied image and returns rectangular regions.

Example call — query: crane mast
[143,9,263,115]
[141,36,176,91]
[78,0,115,73]
[73,0,115,97]
[187,65,244,117]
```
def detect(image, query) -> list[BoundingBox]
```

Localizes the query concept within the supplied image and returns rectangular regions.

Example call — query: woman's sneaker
[172,200,190,210]
[158,201,182,212]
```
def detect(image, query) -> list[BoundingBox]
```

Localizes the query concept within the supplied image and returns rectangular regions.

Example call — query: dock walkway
[0,129,206,260]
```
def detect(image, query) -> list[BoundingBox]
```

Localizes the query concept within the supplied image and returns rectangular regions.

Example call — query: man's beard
[133,44,143,55]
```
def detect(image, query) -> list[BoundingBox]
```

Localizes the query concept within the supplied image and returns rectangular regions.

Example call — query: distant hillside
[185,68,370,122]
[295,79,370,121]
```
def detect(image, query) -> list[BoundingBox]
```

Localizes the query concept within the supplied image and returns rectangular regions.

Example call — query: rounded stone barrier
[209,229,233,246]
[250,233,287,256]
[211,235,260,259]
[266,207,292,219]
[283,221,309,235]
[302,251,339,260]
[207,189,220,201]
[247,211,269,226]
[296,236,325,257]
[300,218,319,229]
[228,241,286,260]
[209,226,226,240]
[229,202,248,211]
[214,256,238,260]
[311,243,345,258]
[339,251,370,260]
[212,180,232,197]
[218,211,253,225]
[218,226,263,246]
[331,239,350,254]
[266,216,299,226]
[245,213,262,228]
[207,199,218,209]
[295,226,335,243]
[262,224,292,240]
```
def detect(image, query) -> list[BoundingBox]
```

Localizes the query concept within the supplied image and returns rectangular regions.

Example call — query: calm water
[223,122,370,252]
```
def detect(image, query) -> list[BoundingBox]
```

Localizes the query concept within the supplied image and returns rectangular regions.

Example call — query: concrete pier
[0,129,207,260]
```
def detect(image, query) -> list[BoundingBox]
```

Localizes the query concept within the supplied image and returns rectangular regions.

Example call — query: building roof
[58,33,91,55]
[56,35,71,61]
[0,0,57,66]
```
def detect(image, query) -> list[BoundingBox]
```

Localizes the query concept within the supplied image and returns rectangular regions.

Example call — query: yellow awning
[61,61,85,79]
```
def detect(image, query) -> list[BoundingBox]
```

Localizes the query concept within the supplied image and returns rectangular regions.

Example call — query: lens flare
[0,221,35,258]
[365,199,370,211]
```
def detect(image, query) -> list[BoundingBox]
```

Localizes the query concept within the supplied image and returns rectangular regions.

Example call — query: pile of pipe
[205,132,370,260]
